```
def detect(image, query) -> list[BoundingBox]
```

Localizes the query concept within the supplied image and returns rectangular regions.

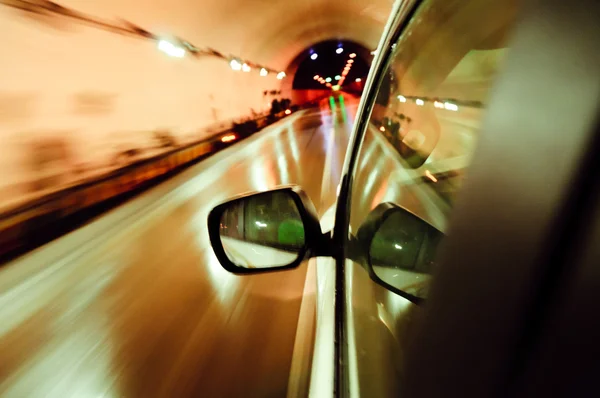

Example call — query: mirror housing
[207,186,324,274]
[355,202,444,304]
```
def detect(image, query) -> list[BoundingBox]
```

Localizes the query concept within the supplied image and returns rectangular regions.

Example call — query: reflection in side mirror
[208,186,322,274]
[357,203,444,302]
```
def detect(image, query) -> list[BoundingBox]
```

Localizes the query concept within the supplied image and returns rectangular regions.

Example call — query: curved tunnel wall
[0,0,393,209]
[0,6,280,207]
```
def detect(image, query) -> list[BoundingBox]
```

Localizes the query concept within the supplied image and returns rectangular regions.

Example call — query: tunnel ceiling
[61,0,393,69]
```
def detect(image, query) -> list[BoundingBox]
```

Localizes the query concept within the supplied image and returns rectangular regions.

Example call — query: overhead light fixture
[311,53,318,60]
[444,102,459,111]
[349,53,356,58]
[355,78,362,82]
[229,59,242,70]
[336,47,343,54]
[416,99,424,106]
[221,134,236,143]
[434,101,444,108]
[277,71,286,80]
[314,75,319,80]
[158,39,185,58]
[398,95,407,102]
[260,68,268,76]
[325,77,332,82]
[242,63,251,72]
[335,75,341,81]
[347,59,354,64]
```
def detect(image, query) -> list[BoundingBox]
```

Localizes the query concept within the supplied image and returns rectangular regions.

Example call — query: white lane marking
[286,259,317,398]
[307,204,337,398]
[345,260,360,398]
[0,112,307,336]
[308,257,336,398]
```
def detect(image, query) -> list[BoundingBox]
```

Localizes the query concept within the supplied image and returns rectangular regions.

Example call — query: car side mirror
[355,202,445,303]
[207,186,323,274]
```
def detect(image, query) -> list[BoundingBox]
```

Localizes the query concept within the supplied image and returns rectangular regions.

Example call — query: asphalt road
[0,96,356,398]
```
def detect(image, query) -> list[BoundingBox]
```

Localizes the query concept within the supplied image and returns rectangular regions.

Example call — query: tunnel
[0,0,536,396]
[0,0,390,206]
[0,0,393,396]
[1,0,598,397]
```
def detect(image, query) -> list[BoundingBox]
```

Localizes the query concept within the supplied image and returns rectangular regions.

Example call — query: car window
[344,0,522,395]
[349,0,521,299]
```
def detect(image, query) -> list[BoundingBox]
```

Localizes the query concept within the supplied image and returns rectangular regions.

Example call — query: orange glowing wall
[0,5,280,205]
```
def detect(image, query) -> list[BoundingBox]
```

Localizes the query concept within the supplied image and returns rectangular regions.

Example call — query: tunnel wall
[0,7,280,209]
[291,89,332,104]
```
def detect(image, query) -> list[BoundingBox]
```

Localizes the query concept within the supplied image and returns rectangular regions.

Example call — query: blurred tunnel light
[371,50,377,55]
[255,221,267,228]
[221,134,236,143]
[398,95,407,102]
[336,47,344,54]
[355,78,362,82]
[444,102,459,111]
[277,71,286,80]
[335,75,341,81]
[325,77,332,83]
[230,59,242,70]
[242,63,251,72]
[416,99,424,106]
[434,101,444,108]
[158,40,185,58]
[260,68,268,76]
[349,53,356,58]
[347,59,354,64]
[314,75,320,80]
[311,53,318,60]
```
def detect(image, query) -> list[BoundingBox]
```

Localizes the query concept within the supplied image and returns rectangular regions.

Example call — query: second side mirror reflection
[357,202,444,302]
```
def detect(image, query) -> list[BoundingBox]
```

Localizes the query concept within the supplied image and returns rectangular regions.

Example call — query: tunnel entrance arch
[281,40,372,104]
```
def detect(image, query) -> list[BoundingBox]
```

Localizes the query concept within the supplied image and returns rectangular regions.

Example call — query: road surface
[0,97,356,398]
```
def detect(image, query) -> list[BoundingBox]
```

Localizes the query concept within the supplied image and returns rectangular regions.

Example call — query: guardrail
[0,109,298,262]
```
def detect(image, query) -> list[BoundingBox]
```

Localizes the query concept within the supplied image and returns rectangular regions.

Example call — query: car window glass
[344,0,522,396]
[349,0,521,298]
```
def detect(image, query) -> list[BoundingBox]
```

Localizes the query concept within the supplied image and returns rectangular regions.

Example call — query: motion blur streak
[0,96,357,397]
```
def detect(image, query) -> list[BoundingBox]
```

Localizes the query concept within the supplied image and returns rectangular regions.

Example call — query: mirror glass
[369,209,444,298]
[218,191,306,269]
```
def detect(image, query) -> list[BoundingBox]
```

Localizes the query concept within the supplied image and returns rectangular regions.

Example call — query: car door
[205,0,598,395]
[336,0,600,396]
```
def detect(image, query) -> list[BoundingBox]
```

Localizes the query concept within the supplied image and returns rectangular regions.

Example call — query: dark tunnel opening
[291,40,372,93]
